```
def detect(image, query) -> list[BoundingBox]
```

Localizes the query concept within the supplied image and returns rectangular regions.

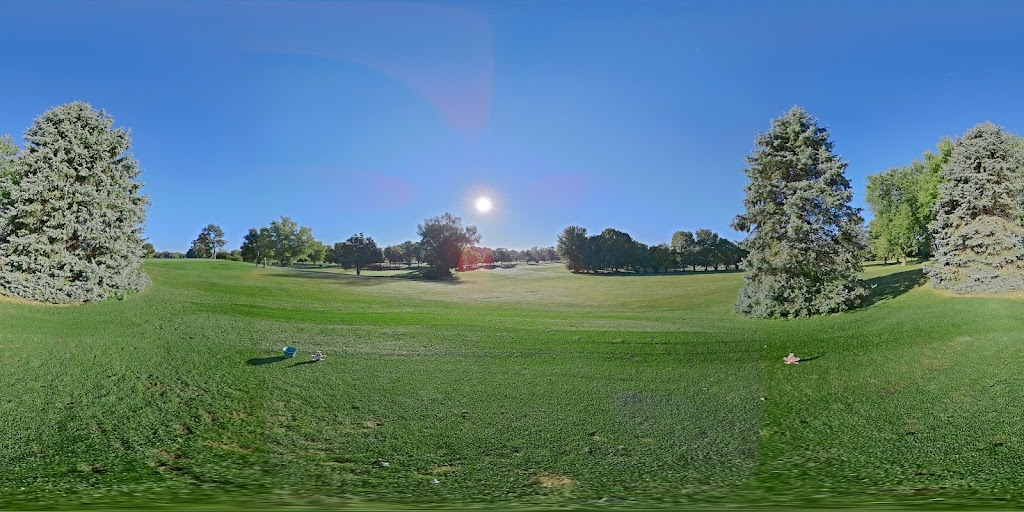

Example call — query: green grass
[1,260,1023,509]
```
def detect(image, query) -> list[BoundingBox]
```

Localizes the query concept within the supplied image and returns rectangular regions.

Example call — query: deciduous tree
[240,227,273,266]
[305,241,328,264]
[865,140,950,264]
[557,225,589,272]
[190,224,225,259]
[384,245,404,267]
[417,212,480,278]
[269,216,315,266]
[671,230,698,271]
[334,233,383,275]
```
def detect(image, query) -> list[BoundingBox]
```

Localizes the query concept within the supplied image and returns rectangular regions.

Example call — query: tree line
[199,211,552,278]
[556,226,745,274]
[5,101,1021,311]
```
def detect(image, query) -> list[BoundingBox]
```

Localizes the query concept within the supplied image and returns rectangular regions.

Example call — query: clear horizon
[3,0,1024,252]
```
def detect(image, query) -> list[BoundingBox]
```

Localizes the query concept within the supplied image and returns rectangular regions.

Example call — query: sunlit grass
[1,259,1022,509]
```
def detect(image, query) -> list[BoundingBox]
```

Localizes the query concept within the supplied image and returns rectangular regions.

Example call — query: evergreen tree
[0,136,16,209]
[0,135,16,177]
[927,122,1024,293]
[0,103,148,303]
[732,106,866,318]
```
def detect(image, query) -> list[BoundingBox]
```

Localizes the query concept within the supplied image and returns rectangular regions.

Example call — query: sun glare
[475,196,493,213]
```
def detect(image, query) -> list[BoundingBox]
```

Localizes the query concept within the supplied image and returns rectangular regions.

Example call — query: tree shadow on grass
[266,267,464,286]
[582,268,744,277]
[246,356,286,366]
[861,268,927,308]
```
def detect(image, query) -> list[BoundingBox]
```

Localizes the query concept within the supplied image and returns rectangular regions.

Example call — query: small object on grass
[282,346,297,358]
[431,478,440,485]
[311,351,326,362]
[783,353,800,364]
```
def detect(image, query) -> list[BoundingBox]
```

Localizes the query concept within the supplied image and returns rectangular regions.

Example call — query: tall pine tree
[927,122,1024,293]
[732,107,866,318]
[0,103,149,303]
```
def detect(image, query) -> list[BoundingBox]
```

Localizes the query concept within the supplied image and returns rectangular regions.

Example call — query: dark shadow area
[288,360,321,368]
[266,267,464,286]
[577,268,744,277]
[799,355,824,362]
[246,356,286,366]
[861,268,927,308]
[863,258,925,269]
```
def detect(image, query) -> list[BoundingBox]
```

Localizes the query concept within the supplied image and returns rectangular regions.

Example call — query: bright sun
[475,197,493,213]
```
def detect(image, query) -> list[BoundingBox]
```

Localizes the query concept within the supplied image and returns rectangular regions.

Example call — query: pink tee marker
[783,353,800,364]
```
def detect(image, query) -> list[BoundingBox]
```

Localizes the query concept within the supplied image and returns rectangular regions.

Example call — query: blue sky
[2,1,1024,252]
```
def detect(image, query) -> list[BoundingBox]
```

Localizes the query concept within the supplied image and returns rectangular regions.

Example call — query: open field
[2,260,1024,509]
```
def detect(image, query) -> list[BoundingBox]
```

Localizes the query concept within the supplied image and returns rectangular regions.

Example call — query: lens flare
[475,196,493,213]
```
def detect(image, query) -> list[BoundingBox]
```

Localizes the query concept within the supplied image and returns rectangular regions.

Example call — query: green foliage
[383,245,404,266]
[154,251,186,259]
[216,249,243,261]
[239,218,317,266]
[671,230,698,270]
[694,229,720,270]
[733,106,866,318]
[189,224,226,259]
[716,239,747,270]
[559,226,740,274]
[142,242,156,258]
[0,102,149,303]
[492,247,514,265]
[303,241,328,264]
[240,227,273,265]
[400,240,419,265]
[648,243,674,272]
[927,122,1024,293]
[269,216,316,266]
[556,225,589,272]
[333,232,383,275]
[416,212,480,278]
[866,139,950,263]
[0,135,16,186]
